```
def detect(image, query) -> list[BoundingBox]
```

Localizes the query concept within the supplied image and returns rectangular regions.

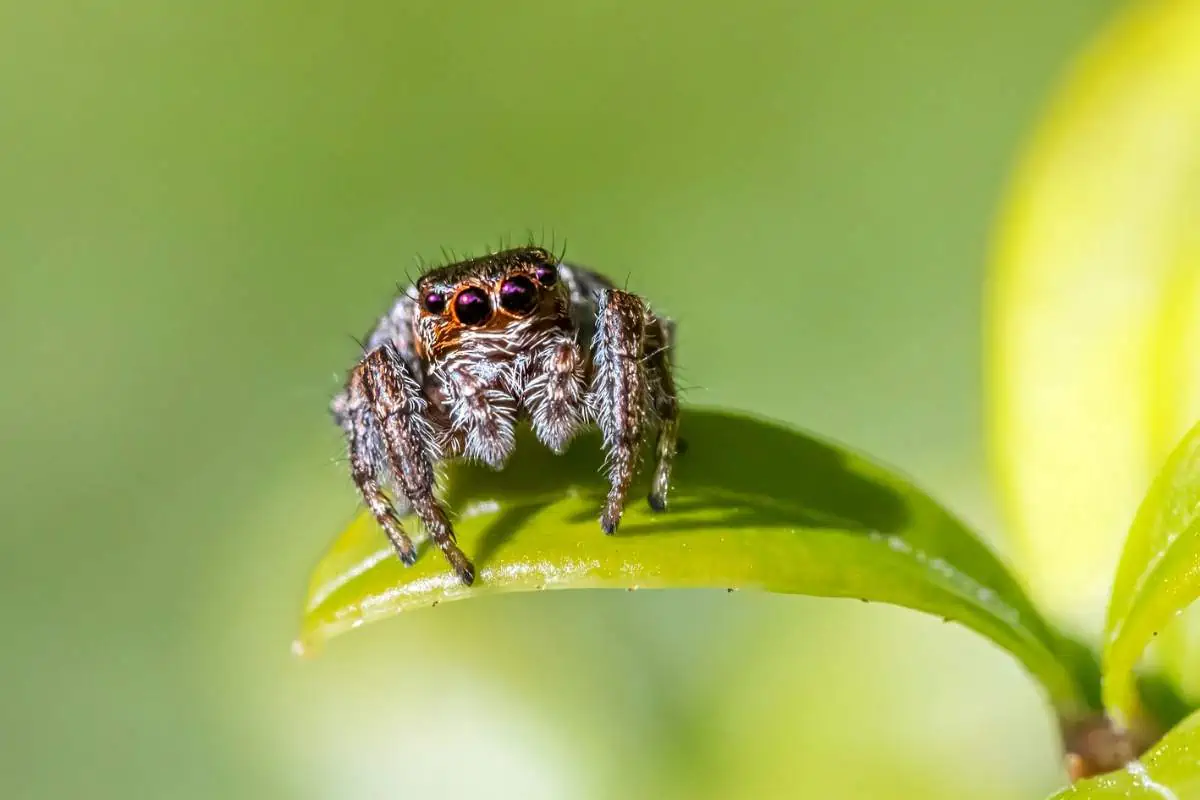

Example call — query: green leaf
[297,408,1089,715]
[1048,708,1200,799]
[1103,420,1200,727]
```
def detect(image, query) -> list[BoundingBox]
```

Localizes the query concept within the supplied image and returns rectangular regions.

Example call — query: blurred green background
[0,1,1124,797]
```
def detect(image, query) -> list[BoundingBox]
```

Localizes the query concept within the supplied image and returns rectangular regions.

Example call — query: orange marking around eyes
[417,277,569,361]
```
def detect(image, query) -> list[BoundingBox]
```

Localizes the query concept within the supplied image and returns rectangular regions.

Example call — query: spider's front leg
[348,343,475,585]
[336,368,418,567]
[589,289,679,533]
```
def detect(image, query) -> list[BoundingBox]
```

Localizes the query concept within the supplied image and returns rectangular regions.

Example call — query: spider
[331,245,680,585]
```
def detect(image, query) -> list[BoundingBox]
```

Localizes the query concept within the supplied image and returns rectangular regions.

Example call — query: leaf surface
[1104,421,1200,726]
[299,408,1089,715]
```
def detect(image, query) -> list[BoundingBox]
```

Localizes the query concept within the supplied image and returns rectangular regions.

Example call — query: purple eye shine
[534,264,558,286]
[499,275,538,314]
[423,291,446,314]
[454,286,492,326]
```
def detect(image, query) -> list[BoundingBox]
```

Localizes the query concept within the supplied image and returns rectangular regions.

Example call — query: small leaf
[298,408,1090,715]
[1103,420,1200,727]
[1048,708,1200,799]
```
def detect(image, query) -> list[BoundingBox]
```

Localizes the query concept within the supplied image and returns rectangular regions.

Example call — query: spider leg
[590,289,653,534]
[339,368,417,566]
[357,344,475,585]
[645,315,680,512]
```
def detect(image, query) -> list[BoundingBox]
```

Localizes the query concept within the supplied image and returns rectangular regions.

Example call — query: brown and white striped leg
[589,289,652,534]
[645,315,679,512]
[339,368,417,566]
[355,344,475,584]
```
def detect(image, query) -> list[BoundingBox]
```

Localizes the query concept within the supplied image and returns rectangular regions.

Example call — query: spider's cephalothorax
[331,246,680,585]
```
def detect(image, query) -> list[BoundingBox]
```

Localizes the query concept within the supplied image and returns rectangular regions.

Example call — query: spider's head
[412,246,567,360]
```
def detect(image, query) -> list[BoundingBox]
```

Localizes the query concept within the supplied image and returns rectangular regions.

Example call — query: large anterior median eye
[499,275,538,315]
[453,286,492,326]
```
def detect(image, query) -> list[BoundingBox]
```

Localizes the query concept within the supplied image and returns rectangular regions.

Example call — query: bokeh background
[0,1,1127,798]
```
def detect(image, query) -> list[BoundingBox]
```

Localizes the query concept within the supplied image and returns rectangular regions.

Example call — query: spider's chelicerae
[331,246,680,585]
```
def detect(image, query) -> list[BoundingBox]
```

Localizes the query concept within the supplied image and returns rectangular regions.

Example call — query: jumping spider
[331,246,680,585]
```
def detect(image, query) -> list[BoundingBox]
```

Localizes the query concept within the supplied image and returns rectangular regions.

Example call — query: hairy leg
[357,344,475,584]
[590,289,651,534]
[645,315,680,512]
[337,370,417,565]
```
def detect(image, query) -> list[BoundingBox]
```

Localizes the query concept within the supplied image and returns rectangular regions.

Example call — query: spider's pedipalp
[438,361,518,469]
[522,336,587,454]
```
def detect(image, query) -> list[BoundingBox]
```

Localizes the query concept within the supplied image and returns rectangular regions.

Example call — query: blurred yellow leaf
[987,0,1200,640]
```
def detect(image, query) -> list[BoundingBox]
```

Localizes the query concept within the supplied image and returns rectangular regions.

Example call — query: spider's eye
[499,275,538,315]
[423,291,446,314]
[533,264,558,287]
[453,286,492,326]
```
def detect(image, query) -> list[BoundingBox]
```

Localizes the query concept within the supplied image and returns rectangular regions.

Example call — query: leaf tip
[291,633,322,660]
